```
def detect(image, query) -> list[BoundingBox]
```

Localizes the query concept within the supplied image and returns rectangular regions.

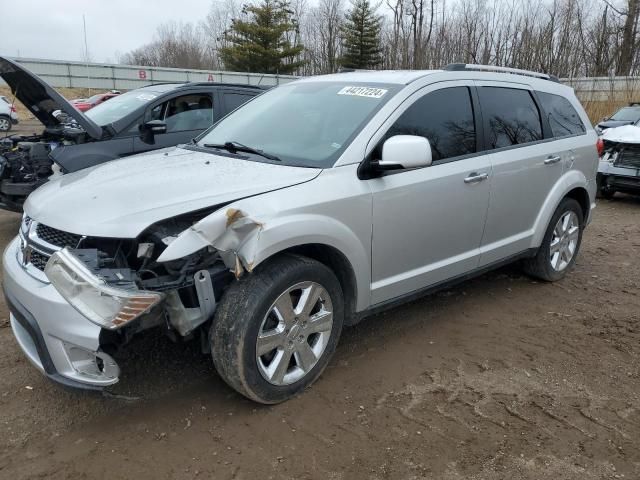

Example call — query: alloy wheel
[0,118,9,131]
[256,281,333,386]
[549,211,579,272]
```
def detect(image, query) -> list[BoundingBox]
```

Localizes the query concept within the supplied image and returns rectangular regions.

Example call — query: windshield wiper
[202,141,281,161]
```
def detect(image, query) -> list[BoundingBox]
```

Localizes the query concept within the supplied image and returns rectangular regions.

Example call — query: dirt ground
[0,195,638,479]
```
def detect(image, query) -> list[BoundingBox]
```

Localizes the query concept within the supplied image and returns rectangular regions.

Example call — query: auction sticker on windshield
[337,86,388,99]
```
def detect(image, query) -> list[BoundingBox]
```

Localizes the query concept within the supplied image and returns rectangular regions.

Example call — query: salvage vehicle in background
[0,56,266,211]
[71,90,121,112]
[595,102,640,134]
[4,65,598,404]
[597,124,640,198]
[0,95,19,131]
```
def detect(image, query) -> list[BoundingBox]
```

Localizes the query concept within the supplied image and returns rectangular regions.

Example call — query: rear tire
[210,253,344,404]
[599,186,616,200]
[0,115,11,132]
[523,198,584,282]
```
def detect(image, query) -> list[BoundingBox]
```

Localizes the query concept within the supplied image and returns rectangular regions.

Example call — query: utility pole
[83,14,91,93]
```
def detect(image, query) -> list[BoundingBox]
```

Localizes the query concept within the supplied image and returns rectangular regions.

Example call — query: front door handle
[464,172,489,184]
[544,155,562,165]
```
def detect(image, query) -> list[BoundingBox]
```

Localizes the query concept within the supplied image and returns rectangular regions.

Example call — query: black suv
[0,57,266,212]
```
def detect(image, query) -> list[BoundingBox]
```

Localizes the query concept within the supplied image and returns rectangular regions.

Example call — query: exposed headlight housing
[45,248,164,330]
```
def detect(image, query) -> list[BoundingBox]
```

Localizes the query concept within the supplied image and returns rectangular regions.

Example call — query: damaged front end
[0,127,88,211]
[43,209,245,357]
[599,125,640,195]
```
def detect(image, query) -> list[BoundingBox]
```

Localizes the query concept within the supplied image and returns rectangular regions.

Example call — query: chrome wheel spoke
[306,310,333,334]
[256,329,285,356]
[295,342,317,372]
[297,283,322,317]
[550,238,562,254]
[273,293,296,326]
[268,349,292,384]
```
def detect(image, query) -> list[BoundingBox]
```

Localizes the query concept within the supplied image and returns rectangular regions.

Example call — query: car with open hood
[595,103,640,134]
[4,64,598,404]
[0,57,266,211]
[597,123,640,198]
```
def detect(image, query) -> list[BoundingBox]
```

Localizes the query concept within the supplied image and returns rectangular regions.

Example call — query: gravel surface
[0,197,638,479]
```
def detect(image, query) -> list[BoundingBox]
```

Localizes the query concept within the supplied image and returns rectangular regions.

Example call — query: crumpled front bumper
[3,236,119,390]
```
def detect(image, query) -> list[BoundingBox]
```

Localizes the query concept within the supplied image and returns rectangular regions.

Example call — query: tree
[219,0,305,74]
[121,22,209,69]
[340,0,382,69]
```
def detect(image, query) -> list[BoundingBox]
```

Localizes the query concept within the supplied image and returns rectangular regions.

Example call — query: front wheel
[210,254,344,404]
[523,198,584,282]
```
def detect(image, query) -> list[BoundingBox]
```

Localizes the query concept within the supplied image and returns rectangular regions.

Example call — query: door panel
[367,83,491,305]
[369,156,491,304]
[475,82,564,266]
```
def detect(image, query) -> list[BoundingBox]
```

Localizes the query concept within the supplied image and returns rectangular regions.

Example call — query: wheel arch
[273,243,359,325]
[531,170,592,248]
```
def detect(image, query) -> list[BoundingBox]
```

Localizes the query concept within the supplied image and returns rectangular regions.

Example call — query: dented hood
[601,124,640,144]
[0,56,103,139]
[24,147,321,238]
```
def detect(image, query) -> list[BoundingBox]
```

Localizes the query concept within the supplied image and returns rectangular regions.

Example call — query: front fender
[530,169,594,248]
[157,202,371,311]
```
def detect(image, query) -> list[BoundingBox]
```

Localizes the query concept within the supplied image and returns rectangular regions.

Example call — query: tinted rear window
[538,92,585,137]
[478,87,543,149]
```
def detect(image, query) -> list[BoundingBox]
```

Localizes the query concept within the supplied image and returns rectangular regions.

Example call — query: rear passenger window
[386,87,476,161]
[538,92,586,137]
[478,87,543,148]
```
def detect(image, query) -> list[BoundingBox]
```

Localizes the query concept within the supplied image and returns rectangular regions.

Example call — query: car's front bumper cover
[3,236,120,390]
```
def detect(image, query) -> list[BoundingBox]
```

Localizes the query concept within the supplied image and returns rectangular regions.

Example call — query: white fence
[563,76,640,101]
[0,57,298,90]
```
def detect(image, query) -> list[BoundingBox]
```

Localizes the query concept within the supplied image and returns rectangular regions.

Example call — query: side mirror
[139,120,167,144]
[377,135,432,170]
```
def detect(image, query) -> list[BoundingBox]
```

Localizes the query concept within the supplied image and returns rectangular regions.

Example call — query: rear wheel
[523,198,584,282]
[210,254,344,404]
[0,115,11,132]
[599,185,616,200]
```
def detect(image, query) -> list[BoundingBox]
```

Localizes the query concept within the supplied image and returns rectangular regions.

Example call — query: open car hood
[0,57,103,139]
[601,124,640,144]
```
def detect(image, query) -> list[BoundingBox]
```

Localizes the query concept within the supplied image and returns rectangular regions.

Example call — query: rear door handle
[464,172,489,184]
[544,155,561,165]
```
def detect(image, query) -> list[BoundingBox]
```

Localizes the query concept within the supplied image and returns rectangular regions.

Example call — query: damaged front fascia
[157,206,265,278]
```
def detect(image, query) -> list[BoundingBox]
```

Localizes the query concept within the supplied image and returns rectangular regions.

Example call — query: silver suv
[3,65,598,403]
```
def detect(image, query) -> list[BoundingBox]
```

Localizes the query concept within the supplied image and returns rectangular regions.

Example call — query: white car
[0,95,19,131]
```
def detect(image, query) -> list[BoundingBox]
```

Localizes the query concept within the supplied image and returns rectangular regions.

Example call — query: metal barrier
[0,57,298,90]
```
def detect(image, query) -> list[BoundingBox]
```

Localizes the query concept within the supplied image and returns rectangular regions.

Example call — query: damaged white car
[4,65,598,403]
[597,124,640,199]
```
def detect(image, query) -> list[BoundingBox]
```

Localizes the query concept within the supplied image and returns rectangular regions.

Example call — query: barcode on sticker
[337,86,388,99]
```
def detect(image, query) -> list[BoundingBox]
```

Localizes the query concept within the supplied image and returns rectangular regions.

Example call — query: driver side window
[384,87,476,162]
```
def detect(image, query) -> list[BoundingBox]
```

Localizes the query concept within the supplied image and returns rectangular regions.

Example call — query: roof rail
[443,63,560,83]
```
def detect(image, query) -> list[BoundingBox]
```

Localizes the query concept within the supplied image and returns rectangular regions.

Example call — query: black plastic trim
[3,285,103,391]
[356,248,537,322]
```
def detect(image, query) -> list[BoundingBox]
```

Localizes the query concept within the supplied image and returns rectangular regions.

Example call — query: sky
[0,0,212,63]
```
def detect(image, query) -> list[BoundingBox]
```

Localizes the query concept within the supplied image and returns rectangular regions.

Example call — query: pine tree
[340,0,382,69]
[219,0,305,74]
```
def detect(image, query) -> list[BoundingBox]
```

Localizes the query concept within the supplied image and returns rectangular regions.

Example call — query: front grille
[615,145,640,169]
[29,250,49,271]
[35,223,82,248]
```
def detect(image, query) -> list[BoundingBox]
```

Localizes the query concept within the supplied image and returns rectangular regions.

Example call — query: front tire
[523,198,584,282]
[211,254,344,404]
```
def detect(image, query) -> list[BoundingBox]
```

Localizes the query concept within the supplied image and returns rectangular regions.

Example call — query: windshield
[85,89,159,126]
[610,107,640,122]
[198,81,398,167]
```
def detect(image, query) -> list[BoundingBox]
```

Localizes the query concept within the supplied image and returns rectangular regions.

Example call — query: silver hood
[601,124,640,144]
[24,147,321,238]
